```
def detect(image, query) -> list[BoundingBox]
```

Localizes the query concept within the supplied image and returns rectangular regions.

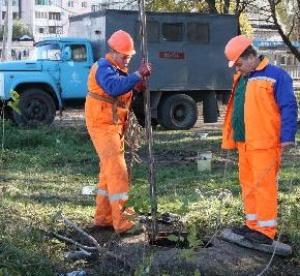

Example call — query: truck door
[156,22,187,89]
[59,43,92,99]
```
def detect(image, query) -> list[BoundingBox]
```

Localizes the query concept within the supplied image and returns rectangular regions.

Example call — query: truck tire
[134,112,159,128]
[12,89,56,127]
[203,91,218,123]
[158,94,197,130]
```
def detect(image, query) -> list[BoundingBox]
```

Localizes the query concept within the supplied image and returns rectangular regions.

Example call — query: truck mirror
[62,47,72,61]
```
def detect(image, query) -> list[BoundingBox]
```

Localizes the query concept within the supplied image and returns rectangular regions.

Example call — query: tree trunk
[2,0,13,61]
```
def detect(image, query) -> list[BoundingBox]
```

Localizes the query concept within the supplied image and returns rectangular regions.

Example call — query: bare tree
[268,0,300,62]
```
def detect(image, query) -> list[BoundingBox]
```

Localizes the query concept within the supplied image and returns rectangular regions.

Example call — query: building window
[49,26,57,34]
[13,12,19,20]
[47,26,62,34]
[187,22,209,44]
[81,2,87,8]
[49,12,61,20]
[280,56,286,65]
[162,23,183,42]
[39,27,44,33]
[91,4,99,12]
[2,11,19,20]
[68,1,73,7]
[36,11,48,19]
[35,0,50,5]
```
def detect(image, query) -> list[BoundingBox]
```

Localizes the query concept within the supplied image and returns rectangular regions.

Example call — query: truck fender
[13,81,62,109]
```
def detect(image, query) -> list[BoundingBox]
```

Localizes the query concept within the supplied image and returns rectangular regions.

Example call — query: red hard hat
[224,35,252,67]
[107,30,136,56]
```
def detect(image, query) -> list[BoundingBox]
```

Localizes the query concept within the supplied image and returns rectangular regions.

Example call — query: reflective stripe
[96,188,109,197]
[258,219,277,227]
[248,76,276,84]
[246,214,257,221]
[109,192,128,202]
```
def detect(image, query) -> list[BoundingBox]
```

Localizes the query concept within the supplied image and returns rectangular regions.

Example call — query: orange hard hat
[107,30,136,56]
[224,35,252,67]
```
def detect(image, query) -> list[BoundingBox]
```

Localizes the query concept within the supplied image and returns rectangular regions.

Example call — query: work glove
[134,80,146,92]
[138,61,152,78]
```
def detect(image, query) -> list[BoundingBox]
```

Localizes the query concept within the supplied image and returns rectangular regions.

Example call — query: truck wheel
[158,94,197,130]
[203,91,218,123]
[12,89,56,127]
[221,90,231,104]
[135,113,159,128]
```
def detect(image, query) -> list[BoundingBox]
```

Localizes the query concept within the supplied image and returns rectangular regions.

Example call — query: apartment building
[0,0,137,59]
[0,0,20,25]
[0,0,137,42]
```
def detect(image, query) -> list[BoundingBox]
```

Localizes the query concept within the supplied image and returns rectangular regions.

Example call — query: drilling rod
[138,0,158,242]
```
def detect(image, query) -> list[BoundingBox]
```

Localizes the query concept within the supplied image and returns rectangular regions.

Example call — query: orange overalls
[222,58,298,239]
[85,54,136,233]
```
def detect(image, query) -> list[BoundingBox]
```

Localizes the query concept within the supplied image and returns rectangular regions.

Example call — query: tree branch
[268,0,300,62]
[52,232,98,252]
[57,215,133,271]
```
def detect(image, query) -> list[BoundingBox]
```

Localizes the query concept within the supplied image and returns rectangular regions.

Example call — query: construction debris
[140,213,188,246]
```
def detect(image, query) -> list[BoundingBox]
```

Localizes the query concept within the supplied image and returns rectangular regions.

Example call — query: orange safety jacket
[87,53,137,125]
[222,57,298,150]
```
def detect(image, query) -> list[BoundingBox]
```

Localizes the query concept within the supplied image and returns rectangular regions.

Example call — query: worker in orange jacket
[85,30,151,234]
[223,35,298,244]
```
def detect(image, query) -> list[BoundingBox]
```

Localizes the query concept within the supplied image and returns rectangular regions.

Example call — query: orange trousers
[237,143,281,239]
[85,100,134,233]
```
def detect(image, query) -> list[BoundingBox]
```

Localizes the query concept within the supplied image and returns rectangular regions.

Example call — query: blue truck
[0,9,238,129]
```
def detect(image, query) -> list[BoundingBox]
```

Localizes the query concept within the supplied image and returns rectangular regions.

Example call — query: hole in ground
[149,235,190,248]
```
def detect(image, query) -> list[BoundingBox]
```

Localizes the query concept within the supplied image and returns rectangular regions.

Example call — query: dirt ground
[61,224,299,276]
[53,103,226,131]
[56,108,299,276]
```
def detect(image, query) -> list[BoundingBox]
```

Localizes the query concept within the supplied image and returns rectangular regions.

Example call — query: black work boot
[244,230,273,245]
[231,225,254,236]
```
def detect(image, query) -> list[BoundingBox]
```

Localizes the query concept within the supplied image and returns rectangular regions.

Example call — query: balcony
[281,65,300,90]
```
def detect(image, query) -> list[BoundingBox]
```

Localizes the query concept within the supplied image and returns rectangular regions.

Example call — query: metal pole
[138,0,158,242]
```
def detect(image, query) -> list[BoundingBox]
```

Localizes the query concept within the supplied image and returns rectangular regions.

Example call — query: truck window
[187,22,209,44]
[147,21,160,42]
[34,43,61,60]
[162,23,183,42]
[70,45,87,62]
[135,20,159,43]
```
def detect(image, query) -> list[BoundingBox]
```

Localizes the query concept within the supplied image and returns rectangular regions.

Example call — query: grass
[0,121,300,275]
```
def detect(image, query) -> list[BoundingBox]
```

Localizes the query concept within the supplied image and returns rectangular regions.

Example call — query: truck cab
[0,37,93,126]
